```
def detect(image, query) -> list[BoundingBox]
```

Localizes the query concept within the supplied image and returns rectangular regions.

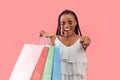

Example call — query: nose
[64,23,71,28]
[65,23,70,27]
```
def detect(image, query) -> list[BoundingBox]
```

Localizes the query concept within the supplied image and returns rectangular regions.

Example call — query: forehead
[60,14,75,21]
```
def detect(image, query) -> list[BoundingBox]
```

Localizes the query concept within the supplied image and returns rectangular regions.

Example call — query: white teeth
[64,28,70,31]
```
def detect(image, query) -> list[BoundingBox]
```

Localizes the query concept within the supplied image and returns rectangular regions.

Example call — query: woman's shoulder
[56,35,63,39]
[76,35,81,38]
[49,35,60,45]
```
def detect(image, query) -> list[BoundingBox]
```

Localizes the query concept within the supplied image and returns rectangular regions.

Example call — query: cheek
[60,26,64,31]
[72,23,76,29]
[71,25,76,30]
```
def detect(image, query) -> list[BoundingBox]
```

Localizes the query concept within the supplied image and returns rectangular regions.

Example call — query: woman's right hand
[40,30,46,37]
[40,30,54,37]
[40,30,55,45]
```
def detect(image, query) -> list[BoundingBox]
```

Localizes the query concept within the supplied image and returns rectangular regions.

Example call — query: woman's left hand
[80,36,91,51]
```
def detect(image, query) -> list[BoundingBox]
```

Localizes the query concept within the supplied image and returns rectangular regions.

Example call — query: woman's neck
[63,33,77,39]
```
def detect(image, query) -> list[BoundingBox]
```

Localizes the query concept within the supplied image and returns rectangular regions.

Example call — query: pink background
[0,0,120,80]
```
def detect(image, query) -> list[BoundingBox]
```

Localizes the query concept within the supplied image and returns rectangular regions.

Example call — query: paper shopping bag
[41,46,54,80]
[9,44,44,80]
[30,47,49,80]
[52,46,61,80]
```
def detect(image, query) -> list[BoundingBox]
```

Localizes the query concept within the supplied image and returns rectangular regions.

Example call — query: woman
[40,9,91,80]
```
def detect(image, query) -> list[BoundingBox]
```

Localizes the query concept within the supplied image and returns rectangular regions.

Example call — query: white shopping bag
[9,44,44,80]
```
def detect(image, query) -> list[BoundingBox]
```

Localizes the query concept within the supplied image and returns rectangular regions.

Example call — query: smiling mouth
[64,28,71,31]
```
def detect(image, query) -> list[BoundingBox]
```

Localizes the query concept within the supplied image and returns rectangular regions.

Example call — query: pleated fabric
[55,37,87,80]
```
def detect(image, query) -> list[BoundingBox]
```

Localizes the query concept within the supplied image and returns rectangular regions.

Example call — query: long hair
[56,10,82,36]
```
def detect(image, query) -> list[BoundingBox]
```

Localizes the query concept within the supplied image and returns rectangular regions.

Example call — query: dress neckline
[56,36,80,48]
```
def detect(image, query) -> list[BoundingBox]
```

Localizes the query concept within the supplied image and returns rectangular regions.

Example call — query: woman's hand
[40,30,54,37]
[80,36,91,51]
[40,30,55,45]
[40,30,46,37]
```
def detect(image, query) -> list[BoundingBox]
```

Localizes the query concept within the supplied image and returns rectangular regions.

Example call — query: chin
[64,32,73,36]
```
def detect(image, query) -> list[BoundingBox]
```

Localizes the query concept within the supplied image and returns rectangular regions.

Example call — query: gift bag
[30,47,49,80]
[9,44,44,80]
[52,46,61,80]
[41,46,54,80]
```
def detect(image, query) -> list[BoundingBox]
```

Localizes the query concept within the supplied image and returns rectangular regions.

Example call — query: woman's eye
[68,21,72,25]
[61,22,65,26]
[69,22,72,25]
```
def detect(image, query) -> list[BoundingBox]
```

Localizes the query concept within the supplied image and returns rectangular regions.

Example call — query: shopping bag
[41,46,54,80]
[30,47,49,80]
[9,44,44,80]
[52,46,61,80]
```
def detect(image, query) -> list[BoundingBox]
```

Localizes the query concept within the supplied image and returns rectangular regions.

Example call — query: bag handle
[39,35,51,46]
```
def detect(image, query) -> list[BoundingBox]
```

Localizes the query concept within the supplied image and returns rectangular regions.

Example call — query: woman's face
[60,14,77,37]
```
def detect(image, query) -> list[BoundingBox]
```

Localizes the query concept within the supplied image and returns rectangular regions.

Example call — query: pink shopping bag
[9,44,44,80]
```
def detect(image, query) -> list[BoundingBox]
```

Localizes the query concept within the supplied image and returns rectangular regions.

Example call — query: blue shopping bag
[52,46,61,80]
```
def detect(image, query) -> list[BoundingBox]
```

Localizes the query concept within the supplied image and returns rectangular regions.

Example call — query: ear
[75,21,77,26]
